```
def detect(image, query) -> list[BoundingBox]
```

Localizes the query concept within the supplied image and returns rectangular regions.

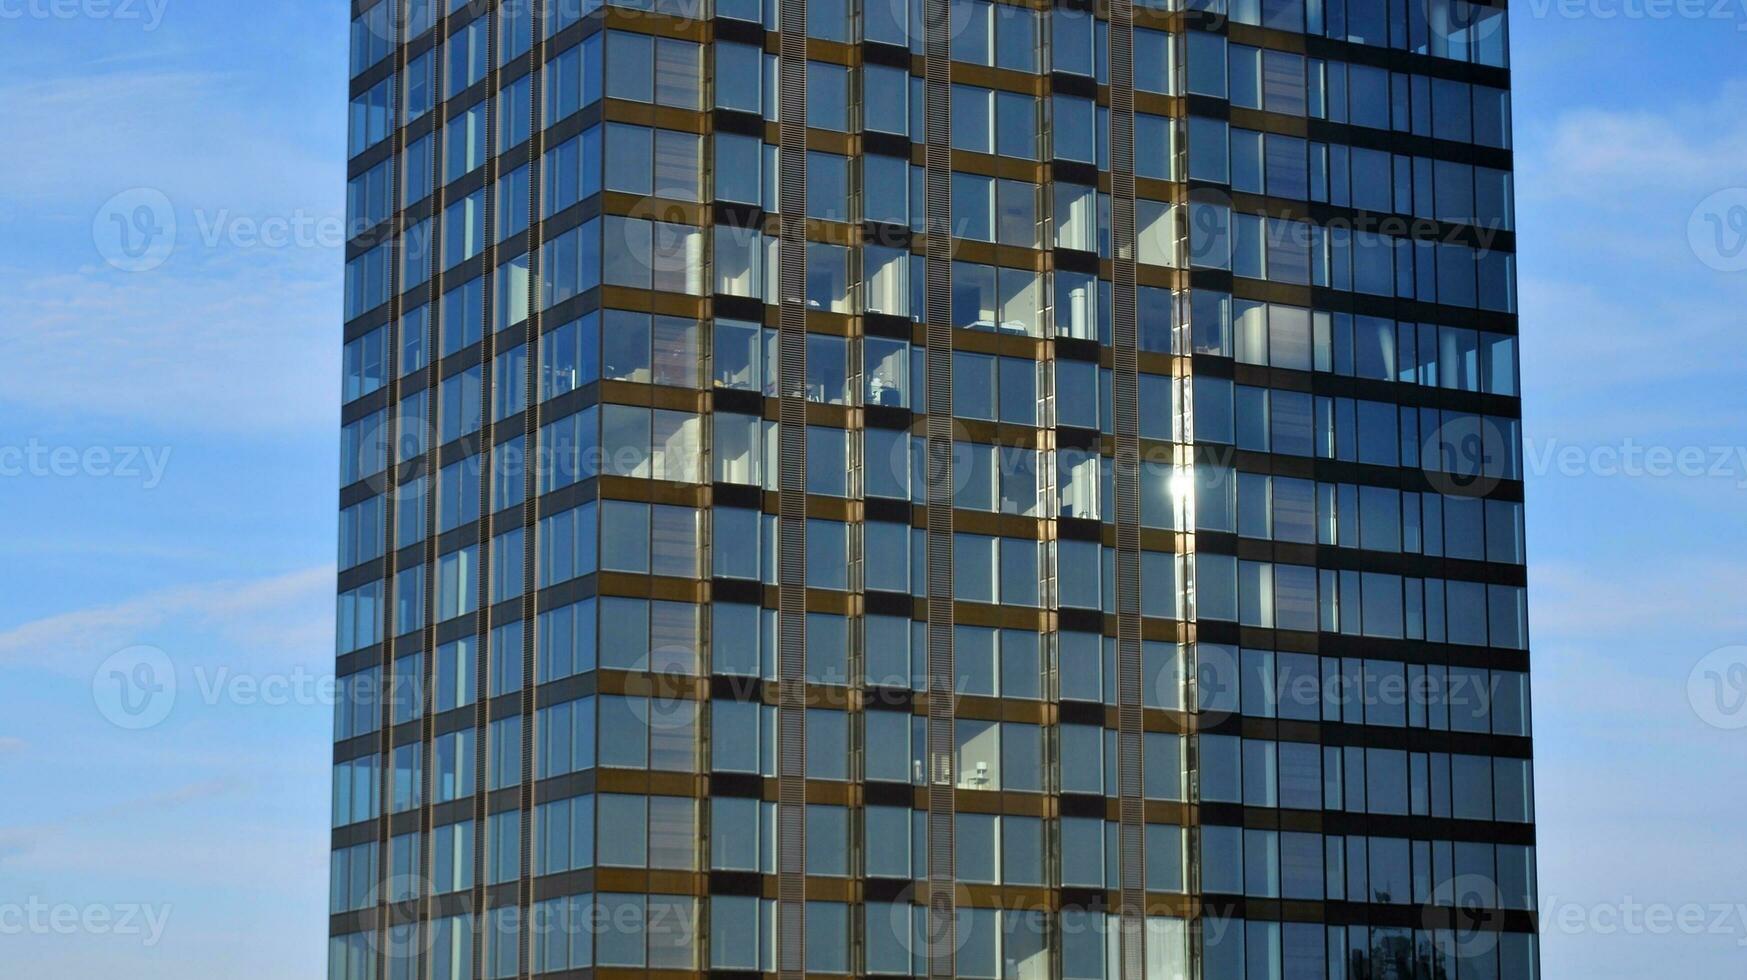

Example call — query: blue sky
[0,1,1744,976]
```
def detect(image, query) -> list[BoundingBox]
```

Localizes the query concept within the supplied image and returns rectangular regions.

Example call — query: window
[444,19,489,97]
[346,77,395,157]
[542,316,600,401]
[542,218,602,308]
[1261,49,1307,115]
[498,76,532,154]
[995,91,1039,159]
[434,639,476,714]
[490,527,525,603]
[592,893,698,968]
[1053,6,1094,76]
[538,501,598,587]
[607,32,701,109]
[715,131,763,204]
[807,151,851,221]
[348,2,393,76]
[333,667,381,740]
[545,34,603,124]
[435,545,477,621]
[345,162,392,240]
[601,215,704,294]
[714,41,763,113]
[436,456,480,532]
[808,62,850,131]
[499,248,531,340]
[604,124,702,202]
[1136,27,1176,94]
[808,708,849,779]
[337,495,384,569]
[1137,113,1175,180]
[544,126,601,216]
[437,366,482,444]
[1052,93,1094,162]
[343,244,389,320]
[599,309,701,387]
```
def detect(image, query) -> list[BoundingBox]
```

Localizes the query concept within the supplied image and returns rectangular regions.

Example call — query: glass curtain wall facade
[334,0,1534,977]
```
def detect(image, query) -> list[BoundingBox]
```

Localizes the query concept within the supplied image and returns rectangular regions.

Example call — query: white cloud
[0,65,336,215]
[0,534,219,563]
[0,53,343,433]
[1521,79,1747,199]
[0,259,339,432]
[1532,558,1747,639]
[1513,77,1747,429]
[1517,275,1747,417]
[0,565,334,674]
[1516,77,1747,279]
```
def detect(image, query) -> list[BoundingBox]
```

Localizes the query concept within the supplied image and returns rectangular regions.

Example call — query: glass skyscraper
[335,0,1536,976]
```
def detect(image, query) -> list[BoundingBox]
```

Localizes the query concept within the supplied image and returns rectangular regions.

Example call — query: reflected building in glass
[334,0,1536,976]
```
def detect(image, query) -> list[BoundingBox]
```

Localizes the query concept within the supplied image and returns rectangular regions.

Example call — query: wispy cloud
[1519,275,1747,405]
[0,565,334,673]
[1522,79,1747,199]
[1532,557,1747,639]
[0,65,336,214]
[0,774,319,890]
[1516,77,1747,284]
[0,260,340,433]
[1515,77,1747,439]
[0,51,342,434]
[0,534,220,563]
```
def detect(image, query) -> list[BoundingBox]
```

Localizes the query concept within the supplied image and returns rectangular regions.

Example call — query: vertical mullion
[776,0,810,976]
[477,0,505,969]
[921,0,955,973]
[430,8,492,980]
[372,2,412,974]
[514,7,544,978]
[1107,0,1146,974]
